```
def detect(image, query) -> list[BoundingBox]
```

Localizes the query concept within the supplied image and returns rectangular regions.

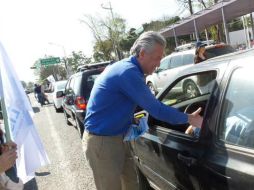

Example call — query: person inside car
[194,41,207,64]
[186,106,254,146]
[84,31,203,190]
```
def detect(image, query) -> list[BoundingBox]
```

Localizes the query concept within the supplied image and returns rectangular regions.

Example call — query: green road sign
[40,57,60,65]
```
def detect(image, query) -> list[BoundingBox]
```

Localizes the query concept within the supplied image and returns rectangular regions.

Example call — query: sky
[0,0,183,83]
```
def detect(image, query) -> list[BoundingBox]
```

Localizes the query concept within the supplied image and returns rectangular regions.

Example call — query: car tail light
[56,91,64,98]
[74,96,87,110]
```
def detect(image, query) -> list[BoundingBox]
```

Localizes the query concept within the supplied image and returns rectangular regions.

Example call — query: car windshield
[206,46,235,59]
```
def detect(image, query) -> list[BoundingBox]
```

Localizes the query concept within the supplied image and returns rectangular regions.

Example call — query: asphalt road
[24,94,96,190]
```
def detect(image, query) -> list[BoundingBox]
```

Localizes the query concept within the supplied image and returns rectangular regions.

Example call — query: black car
[62,61,112,138]
[130,49,254,190]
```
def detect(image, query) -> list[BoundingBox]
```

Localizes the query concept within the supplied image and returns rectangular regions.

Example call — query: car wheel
[75,117,84,139]
[183,81,200,98]
[54,104,62,113]
[63,110,71,126]
[147,82,157,96]
[137,168,152,190]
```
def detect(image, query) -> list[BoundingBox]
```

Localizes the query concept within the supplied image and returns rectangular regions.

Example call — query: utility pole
[101,1,121,60]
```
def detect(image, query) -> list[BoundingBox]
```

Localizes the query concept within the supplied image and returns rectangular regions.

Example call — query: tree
[32,56,67,82]
[119,28,139,57]
[80,12,127,61]
[176,0,194,15]
[39,65,66,81]
[66,51,91,72]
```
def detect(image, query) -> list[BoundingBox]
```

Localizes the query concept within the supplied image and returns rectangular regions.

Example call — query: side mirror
[56,91,65,98]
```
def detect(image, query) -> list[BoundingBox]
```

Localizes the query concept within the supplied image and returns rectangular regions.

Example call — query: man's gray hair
[130,31,166,56]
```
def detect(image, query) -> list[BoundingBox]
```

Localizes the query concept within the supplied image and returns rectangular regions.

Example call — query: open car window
[219,68,254,149]
[161,71,216,106]
[150,71,217,136]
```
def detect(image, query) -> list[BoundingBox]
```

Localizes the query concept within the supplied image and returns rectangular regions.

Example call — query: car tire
[183,81,200,98]
[147,82,157,96]
[54,104,62,113]
[63,110,71,126]
[137,168,152,190]
[75,117,84,139]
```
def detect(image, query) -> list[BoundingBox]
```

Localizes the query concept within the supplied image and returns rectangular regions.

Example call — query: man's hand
[188,107,203,128]
[1,141,17,153]
[0,149,17,173]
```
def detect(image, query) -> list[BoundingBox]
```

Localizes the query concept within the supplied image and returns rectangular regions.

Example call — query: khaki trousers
[83,133,139,190]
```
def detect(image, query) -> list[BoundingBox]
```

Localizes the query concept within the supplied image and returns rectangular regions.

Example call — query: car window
[56,82,67,90]
[158,57,170,71]
[83,74,99,99]
[219,68,254,149]
[161,71,216,106]
[70,77,75,90]
[182,54,194,65]
[65,78,72,94]
[151,71,216,135]
[170,55,183,69]
[206,46,235,59]
[73,75,82,95]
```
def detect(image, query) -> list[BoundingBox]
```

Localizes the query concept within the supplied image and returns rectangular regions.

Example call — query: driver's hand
[188,107,203,128]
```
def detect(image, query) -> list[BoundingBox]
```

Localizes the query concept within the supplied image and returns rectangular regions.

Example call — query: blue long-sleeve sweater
[84,56,188,135]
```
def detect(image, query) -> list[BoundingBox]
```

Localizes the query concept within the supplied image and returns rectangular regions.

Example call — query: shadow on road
[24,178,38,190]
[35,171,51,176]
[32,107,40,113]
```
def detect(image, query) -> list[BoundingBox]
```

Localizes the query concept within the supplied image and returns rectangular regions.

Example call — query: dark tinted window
[219,68,254,149]
[182,54,194,65]
[170,55,183,68]
[206,46,235,59]
[84,74,99,99]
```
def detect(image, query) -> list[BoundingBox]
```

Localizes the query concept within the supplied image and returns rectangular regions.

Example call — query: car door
[63,77,75,116]
[199,63,254,190]
[132,70,218,190]
[157,55,184,92]
[154,56,171,91]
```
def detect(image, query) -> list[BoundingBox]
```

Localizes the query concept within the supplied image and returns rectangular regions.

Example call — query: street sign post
[40,57,60,65]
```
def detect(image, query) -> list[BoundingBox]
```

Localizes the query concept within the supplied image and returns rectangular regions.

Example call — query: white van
[146,43,235,95]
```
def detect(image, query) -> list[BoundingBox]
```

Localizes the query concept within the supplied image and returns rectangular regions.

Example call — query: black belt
[87,131,103,136]
[87,131,121,137]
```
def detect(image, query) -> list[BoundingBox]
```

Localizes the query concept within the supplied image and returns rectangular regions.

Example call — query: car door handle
[177,153,197,167]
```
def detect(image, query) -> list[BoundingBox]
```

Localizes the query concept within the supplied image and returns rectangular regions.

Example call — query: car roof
[54,80,67,84]
[179,48,254,76]
[158,48,254,97]
[162,43,234,60]
[76,61,114,72]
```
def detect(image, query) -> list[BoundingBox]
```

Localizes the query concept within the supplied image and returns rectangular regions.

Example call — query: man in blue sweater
[84,31,203,190]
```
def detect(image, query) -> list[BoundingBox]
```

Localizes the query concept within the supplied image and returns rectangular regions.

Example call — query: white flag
[0,42,50,183]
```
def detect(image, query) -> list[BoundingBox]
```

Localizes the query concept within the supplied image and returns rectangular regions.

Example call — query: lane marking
[45,107,77,189]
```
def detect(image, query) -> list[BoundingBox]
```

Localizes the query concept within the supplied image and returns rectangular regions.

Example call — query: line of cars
[52,61,113,138]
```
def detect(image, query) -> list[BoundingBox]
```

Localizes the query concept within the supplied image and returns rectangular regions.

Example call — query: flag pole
[0,98,12,141]
[0,66,12,142]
